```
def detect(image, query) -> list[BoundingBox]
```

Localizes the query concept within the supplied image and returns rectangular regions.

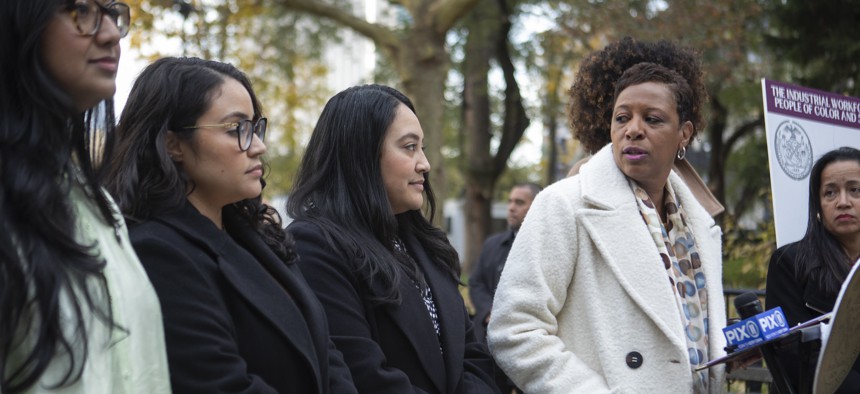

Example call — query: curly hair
[569,37,708,154]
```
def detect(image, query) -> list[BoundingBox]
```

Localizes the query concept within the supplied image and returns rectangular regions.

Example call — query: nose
[95,13,122,46]
[247,133,267,156]
[417,149,431,173]
[624,116,645,140]
[837,190,852,207]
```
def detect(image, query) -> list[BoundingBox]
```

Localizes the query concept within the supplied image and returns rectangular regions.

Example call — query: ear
[679,120,694,149]
[164,130,184,162]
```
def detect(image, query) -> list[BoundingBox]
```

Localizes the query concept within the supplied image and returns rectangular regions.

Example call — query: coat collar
[502,229,516,245]
[576,145,721,352]
[404,232,466,394]
[370,232,455,394]
[152,202,324,386]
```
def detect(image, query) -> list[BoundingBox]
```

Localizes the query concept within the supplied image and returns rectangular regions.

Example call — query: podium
[698,261,860,393]
[813,260,860,393]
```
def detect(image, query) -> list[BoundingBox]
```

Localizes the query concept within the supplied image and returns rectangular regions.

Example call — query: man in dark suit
[469,183,540,394]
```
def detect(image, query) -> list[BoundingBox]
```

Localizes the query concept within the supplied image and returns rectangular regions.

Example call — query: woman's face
[610,82,692,194]
[819,160,860,247]
[380,104,431,214]
[40,1,122,111]
[172,78,267,213]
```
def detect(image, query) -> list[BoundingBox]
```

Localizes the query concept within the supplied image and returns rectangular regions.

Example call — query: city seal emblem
[774,120,812,180]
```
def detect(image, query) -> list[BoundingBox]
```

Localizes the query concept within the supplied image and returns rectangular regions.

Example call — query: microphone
[724,303,789,351]
[731,292,795,394]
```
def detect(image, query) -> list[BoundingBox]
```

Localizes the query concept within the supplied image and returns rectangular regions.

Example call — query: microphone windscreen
[734,292,763,318]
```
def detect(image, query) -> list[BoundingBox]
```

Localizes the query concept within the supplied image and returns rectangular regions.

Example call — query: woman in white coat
[487,43,726,393]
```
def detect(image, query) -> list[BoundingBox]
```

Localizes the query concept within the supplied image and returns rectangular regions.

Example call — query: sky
[115,40,142,115]
[115,36,184,116]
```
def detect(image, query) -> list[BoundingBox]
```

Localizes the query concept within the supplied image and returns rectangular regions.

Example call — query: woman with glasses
[101,57,357,393]
[0,1,169,393]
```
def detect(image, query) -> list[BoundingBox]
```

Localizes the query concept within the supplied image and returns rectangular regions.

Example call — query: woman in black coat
[102,57,356,394]
[766,146,860,393]
[286,84,499,394]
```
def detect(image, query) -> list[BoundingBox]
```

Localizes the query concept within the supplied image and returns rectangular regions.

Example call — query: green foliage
[715,82,765,120]
[764,0,860,97]
[722,212,776,290]
[721,132,776,291]
[724,128,771,218]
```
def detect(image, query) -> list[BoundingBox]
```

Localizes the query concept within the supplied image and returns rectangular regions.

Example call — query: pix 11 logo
[723,307,790,352]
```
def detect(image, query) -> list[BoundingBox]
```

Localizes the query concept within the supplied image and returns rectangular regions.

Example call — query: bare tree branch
[276,0,399,52]
[492,0,529,178]
[723,114,764,162]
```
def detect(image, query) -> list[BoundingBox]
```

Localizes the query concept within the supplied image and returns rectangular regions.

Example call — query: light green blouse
[10,178,171,393]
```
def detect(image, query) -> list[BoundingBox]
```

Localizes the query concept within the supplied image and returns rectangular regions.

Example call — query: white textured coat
[487,145,726,393]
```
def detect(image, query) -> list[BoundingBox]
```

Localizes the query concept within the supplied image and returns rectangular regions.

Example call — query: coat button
[626,351,643,369]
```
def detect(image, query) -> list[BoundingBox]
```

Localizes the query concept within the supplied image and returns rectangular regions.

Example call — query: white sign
[762,79,860,247]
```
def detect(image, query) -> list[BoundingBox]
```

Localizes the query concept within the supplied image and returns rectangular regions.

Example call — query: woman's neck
[841,238,860,265]
[640,182,667,222]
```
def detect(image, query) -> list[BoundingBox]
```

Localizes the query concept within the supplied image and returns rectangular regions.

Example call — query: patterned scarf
[630,179,711,393]
[392,237,442,351]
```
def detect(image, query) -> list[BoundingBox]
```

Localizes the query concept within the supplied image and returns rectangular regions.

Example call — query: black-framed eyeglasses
[184,118,267,152]
[65,0,131,38]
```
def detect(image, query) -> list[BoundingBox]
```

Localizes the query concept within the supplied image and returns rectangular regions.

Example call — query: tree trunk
[459,0,529,274]
[395,28,450,226]
[707,96,728,225]
[461,1,501,274]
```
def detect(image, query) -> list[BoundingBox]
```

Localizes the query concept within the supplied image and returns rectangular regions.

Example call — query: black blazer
[468,230,515,344]
[288,219,499,394]
[130,203,356,394]
[766,242,860,393]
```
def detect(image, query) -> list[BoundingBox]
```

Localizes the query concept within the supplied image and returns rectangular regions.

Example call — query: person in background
[101,57,356,394]
[766,146,860,393]
[488,42,727,393]
[469,183,540,394]
[470,182,541,342]
[287,84,499,394]
[0,1,170,392]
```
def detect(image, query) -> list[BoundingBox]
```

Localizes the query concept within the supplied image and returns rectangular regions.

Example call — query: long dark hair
[792,147,860,297]
[1,1,121,392]
[101,57,292,261]
[287,84,459,303]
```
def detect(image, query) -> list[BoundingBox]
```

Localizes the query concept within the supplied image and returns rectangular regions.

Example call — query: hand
[727,349,763,373]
